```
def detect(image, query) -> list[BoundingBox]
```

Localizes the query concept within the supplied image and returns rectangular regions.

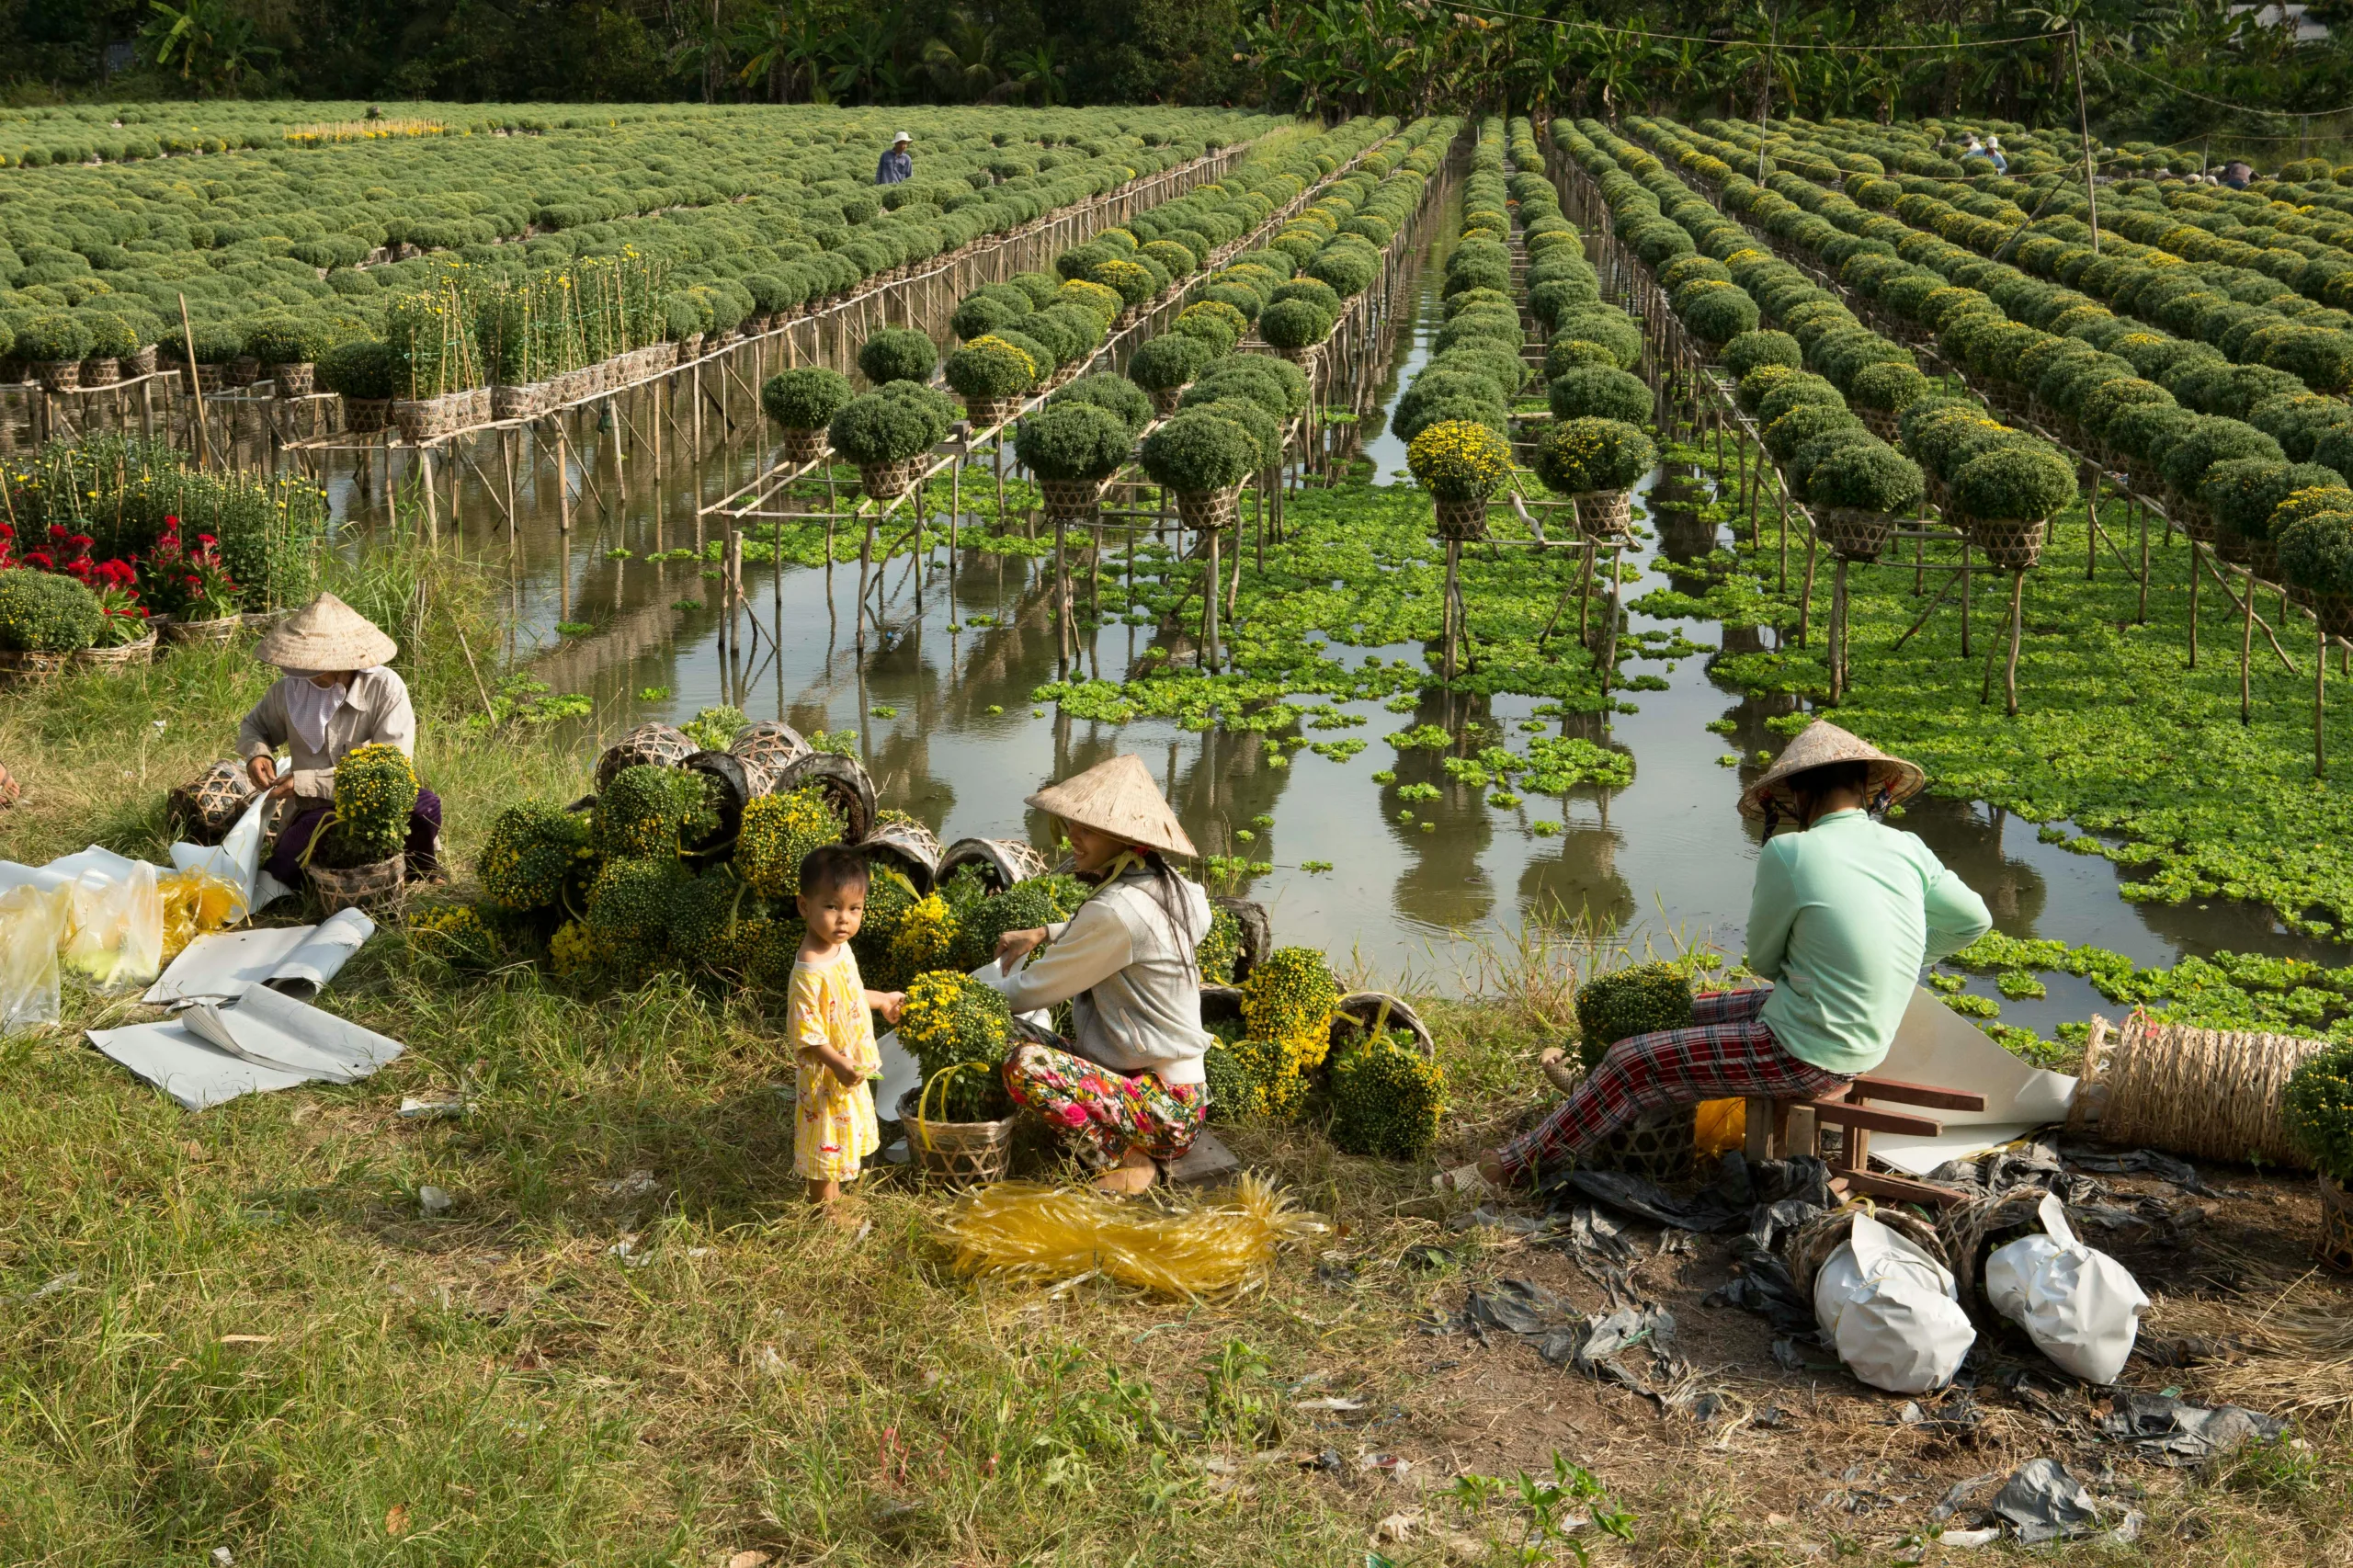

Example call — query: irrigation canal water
[320,202,2342,1015]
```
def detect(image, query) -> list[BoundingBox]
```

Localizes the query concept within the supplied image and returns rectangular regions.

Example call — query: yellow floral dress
[790,947,881,1181]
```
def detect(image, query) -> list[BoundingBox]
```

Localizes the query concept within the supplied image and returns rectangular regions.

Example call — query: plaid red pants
[1497,986,1849,1183]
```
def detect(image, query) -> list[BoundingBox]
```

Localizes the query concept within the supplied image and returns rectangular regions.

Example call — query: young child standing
[790,845,905,1207]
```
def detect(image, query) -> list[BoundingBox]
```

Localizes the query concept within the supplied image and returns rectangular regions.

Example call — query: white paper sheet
[143,908,375,1005]
[172,789,294,914]
[88,982,403,1110]
[1869,987,2080,1176]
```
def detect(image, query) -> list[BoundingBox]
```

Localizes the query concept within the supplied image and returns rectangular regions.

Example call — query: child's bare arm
[803,1040,864,1089]
[866,988,905,1024]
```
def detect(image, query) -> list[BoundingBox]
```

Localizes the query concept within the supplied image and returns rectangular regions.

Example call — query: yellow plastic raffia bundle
[157,867,247,960]
[937,1175,1326,1299]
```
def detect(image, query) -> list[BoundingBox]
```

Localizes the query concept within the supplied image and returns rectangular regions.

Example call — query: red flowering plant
[138,515,241,620]
[40,523,150,644]
[0,519,14,570]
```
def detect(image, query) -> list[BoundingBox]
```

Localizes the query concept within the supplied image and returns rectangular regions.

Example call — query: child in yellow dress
[790,845,905,1206]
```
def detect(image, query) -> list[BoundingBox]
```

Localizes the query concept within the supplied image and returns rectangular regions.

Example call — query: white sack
[1984,1192,2149,1385]
[1813,1211,1977,1394]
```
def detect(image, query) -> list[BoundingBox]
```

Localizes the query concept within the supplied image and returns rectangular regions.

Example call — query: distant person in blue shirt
[875,131,913,187]
[1986,135,2008,176]
[2222,160,2254,190]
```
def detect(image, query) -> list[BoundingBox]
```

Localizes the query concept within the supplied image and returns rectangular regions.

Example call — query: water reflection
[304,209,2353,990]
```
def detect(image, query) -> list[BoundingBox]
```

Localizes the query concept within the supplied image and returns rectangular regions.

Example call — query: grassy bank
[4,532,2351,1566]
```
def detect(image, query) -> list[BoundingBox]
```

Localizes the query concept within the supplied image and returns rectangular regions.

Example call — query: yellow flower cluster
[1241,947,1340,1071]
[549,918,604,975]
[735,786,846,898]
[283,119,451,145]
[409,903,500,966]
[889,892,961,978]
[1407,418,1513,503]
[329,743,419,863]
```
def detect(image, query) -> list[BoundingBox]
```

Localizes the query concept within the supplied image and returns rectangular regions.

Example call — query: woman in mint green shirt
[1440,722,1991,1193]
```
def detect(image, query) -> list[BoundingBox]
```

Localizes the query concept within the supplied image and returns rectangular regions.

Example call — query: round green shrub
[1427,344,1527,399]
[319,338,399,401]
[1533,417,1656,495]
[1128,333,1210,393]
[1049,372,1154,435]
[76,310,140,360]
[1393,369,1507,443]
[1170,310,1239,358]
[1951,443,2077,521]
[950,292,1026,343]
[1407,418,1514,502]
[1849,360,1930,415]
[1258,297,1336,350]
[828,384,956,464]
[2161,416,2287,496]
[1574,961,1692,1074]
[1192,281,1262,324]
[244,316,322,366]
[1807,441,1926,513]
[1542,337,1618,380]
[761,366,854,430]
[1016,402,1132,483]
[990,327,1058,375]
[2278,510,2353,597]
[18,312,90,362]
[1682,285,1760,344]
[944,335,1038,399]
[1547,366,1650,425]
[1140,410,1257,494]
[1192,398,1283,469]
[1553,310,1642,369]
[1765,403,1865,461]
[1529,278,1602,329]
[2078,376,2174,438]
[0,569,104,653]
[2283,1040,2353,1181]
[857,326,937,386]
[1722,329,1803,381]
[1756,375,1847,426]
[2205,458,2339,540]
[1270,277,1343,318]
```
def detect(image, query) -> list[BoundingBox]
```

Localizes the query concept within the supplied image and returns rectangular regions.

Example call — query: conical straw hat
[253,593,398,671]
[1739,720,1925,821]
[1026,754,1197,858]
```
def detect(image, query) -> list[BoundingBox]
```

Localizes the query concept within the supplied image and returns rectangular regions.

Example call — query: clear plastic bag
[59,858,164,993]
[0,883,71,1032]
[157,867,249,961]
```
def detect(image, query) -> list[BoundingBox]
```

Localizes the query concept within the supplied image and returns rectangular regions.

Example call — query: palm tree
[1004,42,1066,106]
[922,9,1006,102]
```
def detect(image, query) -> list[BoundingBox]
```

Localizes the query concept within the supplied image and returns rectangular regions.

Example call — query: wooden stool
[1745,1074,1988,1209]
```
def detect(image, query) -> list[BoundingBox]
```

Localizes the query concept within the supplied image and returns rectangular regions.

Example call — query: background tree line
[5,0,2351,158]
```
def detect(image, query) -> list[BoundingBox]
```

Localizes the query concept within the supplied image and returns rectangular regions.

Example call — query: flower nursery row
[0,105,1278,395]
[0,435,326,664]
[439,715,1443,1156]
[1621,116,2353,612]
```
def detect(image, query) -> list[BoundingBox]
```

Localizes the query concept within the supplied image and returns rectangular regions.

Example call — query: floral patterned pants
[1001,1040,1207,1171]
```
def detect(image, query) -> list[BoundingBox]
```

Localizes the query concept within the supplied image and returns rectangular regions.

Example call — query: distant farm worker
[875,131,913,186]
[1985,134,2008,175]
[238,593,443,884]
[2223,159,2255,190]
[993,754,1212,1195]
[1438,722,1992,1194]
[789,844,907,1210]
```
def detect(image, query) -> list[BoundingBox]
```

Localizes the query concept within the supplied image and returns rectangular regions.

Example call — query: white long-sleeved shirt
[1000,870,1212,1085]
[235,668,415,801]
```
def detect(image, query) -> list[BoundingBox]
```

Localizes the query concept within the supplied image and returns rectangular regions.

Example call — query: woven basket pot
[343,397,391,434]
[859,457,929,505]
[1586,1107,1697,1183]
[391,397,449,443]
[1858,407,1899,442]
[548,368,585,404]
[594,722,697,791]
[32,360,81,392]
[1938,1187,2075,1325]
[729,720,812,789]
[309,853,405,915]
[647,341,680,373]
[2313,592,2353,641]
[859,817,945,898]
[1175,486,1242,533]
[128,345,158,377]
[1783,1202,1952,1298]
[228,355,262,388]
[460,387,491,427]
[1271,343,1323,370]
[896,1087,1018,1190]
[168,760,256,845]
[679,333,707,361]
[270,362,316,398]
[938,835,1050,892]
[771,751,880,846]
[491,382,550,422]
[1040,475,1108,525]
[778,426,829,467]
[1433,494,1491,541]
[191,362,228,393]
[83,357,121,388]
[1821,506,1897,563]
[1573,487,1635,540]
[73,631,156,669]
[2218,532,2279,581]
[0,648,71,683]
[162,613,243,648]
[963,394,1023,431]
[1150,385,1186,416]
[2320,1175,2353,1275]
[1966,516,2048,570]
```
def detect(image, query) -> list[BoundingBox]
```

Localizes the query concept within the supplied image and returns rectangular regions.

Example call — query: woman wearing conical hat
[236,593,442,886]
[993,754,1214,1195]
[1440,721,1993,1194]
